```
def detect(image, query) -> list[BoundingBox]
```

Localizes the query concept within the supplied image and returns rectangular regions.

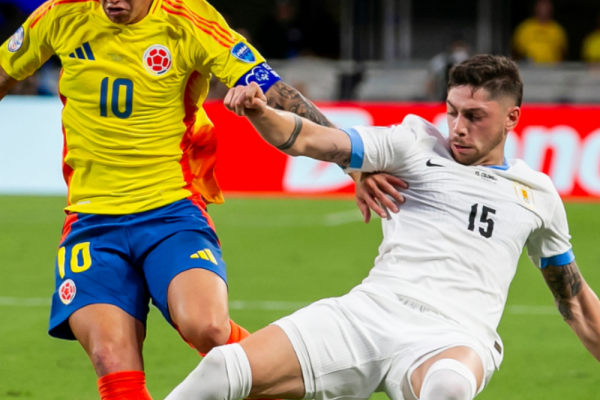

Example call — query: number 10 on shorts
[57,242,92,279]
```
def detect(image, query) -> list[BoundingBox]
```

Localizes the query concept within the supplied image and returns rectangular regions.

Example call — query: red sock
[198,319,251,357]
[98,371,153,400]
[226,320,251,344]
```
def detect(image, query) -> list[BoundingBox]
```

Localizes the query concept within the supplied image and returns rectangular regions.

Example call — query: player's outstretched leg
[410,347,483,400]
[69,304,152,400]
[165,325,305,400]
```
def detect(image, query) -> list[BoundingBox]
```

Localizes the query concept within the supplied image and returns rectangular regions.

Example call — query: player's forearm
[265,81,335,128]
[248,107,351,166]
[565,284,600,361]
[0,65,17,100]
[541,261,600,359]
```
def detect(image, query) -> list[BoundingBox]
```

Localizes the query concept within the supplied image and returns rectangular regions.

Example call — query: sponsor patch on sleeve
[231,42,256,63]
[8,26,25,53]
[235,63,281,92]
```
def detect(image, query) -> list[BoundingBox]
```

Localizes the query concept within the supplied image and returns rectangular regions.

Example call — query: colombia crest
[59,279,76,305]
[8,26,24,53]
[143,45,172,76]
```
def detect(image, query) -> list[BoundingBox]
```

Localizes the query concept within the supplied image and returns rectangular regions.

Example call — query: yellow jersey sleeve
[511,20,531,57]
[0,2,55,81]
[169,0,281,90]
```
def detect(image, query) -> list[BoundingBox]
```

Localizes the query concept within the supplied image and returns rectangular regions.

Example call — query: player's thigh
[410,346,484,399]
[167,268,229,330]
[50,219,150,341]
[143,230,229,328]
[241,325,305,399]
[70,304,146,376]
[271,293,393,400]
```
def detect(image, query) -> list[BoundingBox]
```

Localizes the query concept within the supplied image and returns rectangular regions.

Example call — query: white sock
[419,359,477,400]
[165,343,253,400]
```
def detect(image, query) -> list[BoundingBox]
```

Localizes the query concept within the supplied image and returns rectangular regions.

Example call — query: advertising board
[207,102,600,200]
[1,98,599,201]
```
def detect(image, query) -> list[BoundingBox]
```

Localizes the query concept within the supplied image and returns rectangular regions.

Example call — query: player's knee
[89,342,134,376]
[178,317,230,353]
[418,359,477,400]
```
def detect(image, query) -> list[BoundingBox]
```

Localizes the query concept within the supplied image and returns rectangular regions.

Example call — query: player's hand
[354,172,408,223]
[224,82,268,118]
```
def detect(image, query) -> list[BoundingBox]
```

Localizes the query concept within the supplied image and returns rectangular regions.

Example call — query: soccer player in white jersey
[166,55,600,400]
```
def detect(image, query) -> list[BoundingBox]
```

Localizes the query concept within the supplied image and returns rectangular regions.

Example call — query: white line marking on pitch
[323,210,364,226]
[0,297,50,306]
[0,297,558,315]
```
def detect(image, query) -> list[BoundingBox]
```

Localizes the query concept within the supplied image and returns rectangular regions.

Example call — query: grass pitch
[0,196,599,399]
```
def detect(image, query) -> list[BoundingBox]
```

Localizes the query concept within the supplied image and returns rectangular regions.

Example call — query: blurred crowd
[428,0,600,100]
[1,0,600,97]
[512,0,600,63]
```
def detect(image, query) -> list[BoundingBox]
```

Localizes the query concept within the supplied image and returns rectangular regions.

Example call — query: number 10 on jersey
[100,77,134,119]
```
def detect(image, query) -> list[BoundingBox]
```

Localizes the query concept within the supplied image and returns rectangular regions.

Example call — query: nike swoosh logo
[426,159,444,167]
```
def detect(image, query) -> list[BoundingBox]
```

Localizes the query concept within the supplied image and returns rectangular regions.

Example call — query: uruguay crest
[59,279,76,305]
[514,182,535,209]
[143,45,172,75]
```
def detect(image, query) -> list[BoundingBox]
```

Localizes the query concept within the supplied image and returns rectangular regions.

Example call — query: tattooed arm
[227,81,408,218]
[264,81,335,128]
[542,261,600,361]
[225,82,352,167]
[0,64,18,100]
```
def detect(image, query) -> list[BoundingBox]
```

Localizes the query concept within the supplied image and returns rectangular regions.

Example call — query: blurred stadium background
[2,0,600,398]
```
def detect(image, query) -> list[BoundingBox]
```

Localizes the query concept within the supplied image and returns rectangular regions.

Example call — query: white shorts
[273,287,496,400]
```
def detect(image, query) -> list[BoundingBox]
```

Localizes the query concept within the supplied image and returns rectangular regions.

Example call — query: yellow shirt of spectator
[583,30,600,62]
[0,0,281,215]
[512,18,568,63]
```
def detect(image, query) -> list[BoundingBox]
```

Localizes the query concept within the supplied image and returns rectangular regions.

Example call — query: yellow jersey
[512,18,567,63]
[0,0,281,214]
[583,30,600,62]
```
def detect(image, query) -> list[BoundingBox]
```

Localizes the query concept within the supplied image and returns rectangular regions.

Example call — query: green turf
[0,196,599,399]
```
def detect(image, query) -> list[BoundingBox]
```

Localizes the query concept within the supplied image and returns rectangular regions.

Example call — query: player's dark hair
[448,55,523,107]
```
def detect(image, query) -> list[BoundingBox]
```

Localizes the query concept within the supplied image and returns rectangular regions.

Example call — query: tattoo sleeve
[265,81,336,128]
[542,261,584,321]
[277,115,303,150]
[323,147,351,168]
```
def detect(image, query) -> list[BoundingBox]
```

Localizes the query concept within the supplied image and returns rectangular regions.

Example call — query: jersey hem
[64,190,192,215]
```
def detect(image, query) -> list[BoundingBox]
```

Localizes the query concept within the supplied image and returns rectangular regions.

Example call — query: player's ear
[505,106,520,133]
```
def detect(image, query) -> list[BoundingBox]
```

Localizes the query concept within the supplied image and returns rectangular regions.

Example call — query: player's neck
[475,151,505,168]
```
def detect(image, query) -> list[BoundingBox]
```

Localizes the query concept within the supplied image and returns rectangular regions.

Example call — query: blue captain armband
[540,249,575,269]
[235,63,281,93]
[341,128,365,169]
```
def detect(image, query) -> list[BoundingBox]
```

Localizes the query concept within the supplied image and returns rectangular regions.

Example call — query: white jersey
[342,115,574,367]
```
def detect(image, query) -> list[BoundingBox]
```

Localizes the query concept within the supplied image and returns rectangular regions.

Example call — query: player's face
[446,86,520,166]
[100,0,153,24]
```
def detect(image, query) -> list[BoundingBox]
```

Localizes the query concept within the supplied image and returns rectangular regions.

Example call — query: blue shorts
[49,199,227,340]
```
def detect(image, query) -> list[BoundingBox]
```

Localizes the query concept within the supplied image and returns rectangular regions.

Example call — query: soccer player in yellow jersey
[582,13,600,63]
[512,0,567,63]
[0,0,405,398]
